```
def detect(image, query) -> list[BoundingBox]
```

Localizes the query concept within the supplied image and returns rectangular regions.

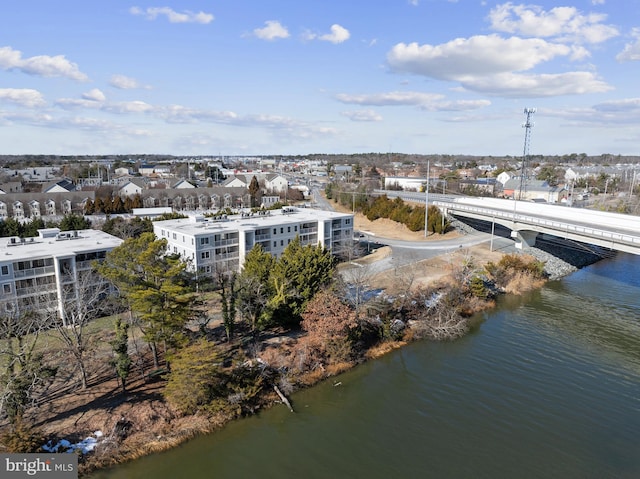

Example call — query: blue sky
[1,1,640,157]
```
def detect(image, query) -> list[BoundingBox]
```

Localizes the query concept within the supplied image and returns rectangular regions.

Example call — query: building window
[346,219,351,225]
[280,227,284,234]
[287,226,291,233]
[273,241,277,247]
[172,233,177,240]
[295,225,298,232]
[200,237,209,245]
[1,265,8,275]
[280,240,284,246]
[273,228,277,235]
[201,251,210,260]
[3,284,10,294]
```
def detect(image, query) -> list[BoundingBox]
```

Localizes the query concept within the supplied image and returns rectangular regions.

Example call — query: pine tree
[111,318,131,392]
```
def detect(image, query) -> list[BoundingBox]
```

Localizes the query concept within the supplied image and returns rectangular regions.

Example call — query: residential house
[503,178,567,203]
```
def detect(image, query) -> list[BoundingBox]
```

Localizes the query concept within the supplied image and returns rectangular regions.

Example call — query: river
[92,252,640,479]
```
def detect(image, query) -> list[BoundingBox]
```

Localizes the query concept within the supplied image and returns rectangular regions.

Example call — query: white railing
[435,201,640,248]
[13,266,55,278]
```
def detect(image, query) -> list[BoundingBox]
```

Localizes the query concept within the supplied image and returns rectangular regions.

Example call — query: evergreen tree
[266,237,336,328]
[96,233,196,367]
[248,175,260,208]
[59,214,92,231]
[111,318,131,392]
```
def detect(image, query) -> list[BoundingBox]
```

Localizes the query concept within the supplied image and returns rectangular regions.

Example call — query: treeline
[83,194,143,215]
[325,183,448,234]
[0,214,91,237]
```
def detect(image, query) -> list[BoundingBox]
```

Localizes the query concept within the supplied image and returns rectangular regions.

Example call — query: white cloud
[422,99,492,111]
[387,35,571,80]
[461,71,611,97]
[0,46,88,81]
[129,6,214,24]
[104,101,154,114]
[593,98,640,112]
[320,24,350,44]
[0,88,46,108]
[305,24,351,44]
[616,29,640,62]
[253,21,290,41]
[336,91,444,106]
[341,109,383,122]
[335,91,491,111]
[82,89,106,102]
[488,3,619,44]
[109,74,150,90]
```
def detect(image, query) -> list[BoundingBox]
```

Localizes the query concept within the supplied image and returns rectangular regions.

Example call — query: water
[92,253,640,479]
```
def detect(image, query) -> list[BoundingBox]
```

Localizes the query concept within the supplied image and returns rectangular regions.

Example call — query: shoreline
[5,209,610,477]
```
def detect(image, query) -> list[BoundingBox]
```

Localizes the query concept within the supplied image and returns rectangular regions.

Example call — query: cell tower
[518,108,536,200]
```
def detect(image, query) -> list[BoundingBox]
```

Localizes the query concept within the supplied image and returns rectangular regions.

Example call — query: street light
[424,160,430,237]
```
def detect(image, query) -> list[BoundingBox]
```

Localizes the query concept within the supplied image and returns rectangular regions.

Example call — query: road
[311,188,515,274]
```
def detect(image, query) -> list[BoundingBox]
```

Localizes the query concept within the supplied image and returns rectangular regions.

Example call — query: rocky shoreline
[449,215,614,281]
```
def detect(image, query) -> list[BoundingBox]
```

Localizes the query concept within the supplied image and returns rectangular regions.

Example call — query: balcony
[13,265,55,279]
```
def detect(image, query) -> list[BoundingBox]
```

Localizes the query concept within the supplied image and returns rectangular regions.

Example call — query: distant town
[0,152,638,222]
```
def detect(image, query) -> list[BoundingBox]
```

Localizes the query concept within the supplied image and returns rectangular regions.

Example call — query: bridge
[373,190,640,256]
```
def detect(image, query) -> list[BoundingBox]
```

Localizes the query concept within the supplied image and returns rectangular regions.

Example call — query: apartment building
[153,207,354,275]
[0,228,123,323]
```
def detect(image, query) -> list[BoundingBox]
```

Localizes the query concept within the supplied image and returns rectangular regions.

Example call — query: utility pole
[424,160,430,237]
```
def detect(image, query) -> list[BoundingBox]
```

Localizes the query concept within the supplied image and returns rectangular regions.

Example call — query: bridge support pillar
[511,230,538,250]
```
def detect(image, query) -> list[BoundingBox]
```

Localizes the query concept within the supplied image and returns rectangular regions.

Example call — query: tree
[0,218,22,238]
[248,175,261,208]
[0,310,56,426]
[266,237,336,328]
[301,289,358,363]
[236,245,275,331]
[218,270,237,341]
[84,198,95,215]
[53,270,113,389]
[96,233,197,367]
[93,197,105,214]
[163,338,224,415]
[102,216,153,239]
[59,214,91,231]
[111,318,131,392]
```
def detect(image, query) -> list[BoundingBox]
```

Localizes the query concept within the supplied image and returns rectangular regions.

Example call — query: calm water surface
[93,253,640,479]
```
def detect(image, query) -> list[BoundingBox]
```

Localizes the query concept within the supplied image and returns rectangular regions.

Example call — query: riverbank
[4,206,602,477]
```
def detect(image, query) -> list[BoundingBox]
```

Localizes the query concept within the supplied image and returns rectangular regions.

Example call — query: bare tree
[339,261,377,317]
[53,270,114,389]
[0,306,55,425]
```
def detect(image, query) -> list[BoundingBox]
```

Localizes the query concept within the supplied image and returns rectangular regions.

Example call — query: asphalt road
[310,188,516,274]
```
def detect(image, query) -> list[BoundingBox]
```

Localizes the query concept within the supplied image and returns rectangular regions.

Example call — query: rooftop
[0,229,123,260]
[154,207,353,236]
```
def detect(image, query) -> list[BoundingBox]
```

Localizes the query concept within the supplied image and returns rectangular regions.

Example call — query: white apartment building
[0,228,123,323]
[153,207,354,275]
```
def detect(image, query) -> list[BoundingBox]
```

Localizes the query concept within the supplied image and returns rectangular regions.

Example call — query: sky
[1,0,640,157]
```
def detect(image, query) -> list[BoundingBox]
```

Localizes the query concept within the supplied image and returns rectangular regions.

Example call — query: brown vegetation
[0,206,549,477]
